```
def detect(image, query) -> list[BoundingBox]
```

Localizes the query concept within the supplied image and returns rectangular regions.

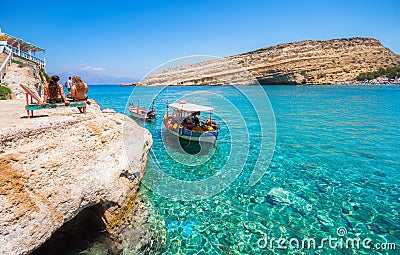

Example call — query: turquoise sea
[87,85,399,255]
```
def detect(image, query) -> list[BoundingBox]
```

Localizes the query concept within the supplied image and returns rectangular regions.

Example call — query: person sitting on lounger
[71,76,89,102]
[71,76,90,113]
[41,75,69,107]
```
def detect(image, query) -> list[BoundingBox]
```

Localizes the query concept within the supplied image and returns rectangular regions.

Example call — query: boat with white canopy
[163,100,220,144]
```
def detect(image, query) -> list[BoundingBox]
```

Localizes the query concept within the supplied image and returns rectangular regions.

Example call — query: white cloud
[81,65,104,71]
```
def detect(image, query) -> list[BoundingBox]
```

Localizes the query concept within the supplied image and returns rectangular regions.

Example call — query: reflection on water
[162,130,216,155]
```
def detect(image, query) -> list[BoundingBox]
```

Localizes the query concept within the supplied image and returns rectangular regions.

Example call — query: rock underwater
[266,187,313,215]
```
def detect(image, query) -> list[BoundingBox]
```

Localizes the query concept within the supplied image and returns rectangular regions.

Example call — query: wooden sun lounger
[20,84,87,118]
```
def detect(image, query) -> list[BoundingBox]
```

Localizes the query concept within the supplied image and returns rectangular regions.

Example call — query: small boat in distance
[163,100,220,144]
[129,100,156,121]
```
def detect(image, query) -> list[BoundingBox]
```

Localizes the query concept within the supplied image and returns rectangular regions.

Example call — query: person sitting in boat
[193,112,200,127]
[182,114,195,130]
[41,75,70,106]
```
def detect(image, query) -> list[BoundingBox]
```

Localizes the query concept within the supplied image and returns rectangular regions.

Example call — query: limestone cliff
[0,102,153,255]
[136,37,400,85]
[3,62,45,99]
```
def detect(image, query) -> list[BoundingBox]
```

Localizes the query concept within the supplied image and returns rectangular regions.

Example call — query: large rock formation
[137,37,400,85]
[0,103,153,255]
[3,62,45,99]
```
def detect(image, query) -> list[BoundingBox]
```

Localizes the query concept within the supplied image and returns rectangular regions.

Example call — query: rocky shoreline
[0,65,156,255]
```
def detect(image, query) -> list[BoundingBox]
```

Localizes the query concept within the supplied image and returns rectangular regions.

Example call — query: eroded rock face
[3,63,44,99]
[0,104,152,255]
[137,37,400,85]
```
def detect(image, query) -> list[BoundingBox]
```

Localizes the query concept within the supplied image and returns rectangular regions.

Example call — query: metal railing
[0,46,12,83]
[7,45,45,70]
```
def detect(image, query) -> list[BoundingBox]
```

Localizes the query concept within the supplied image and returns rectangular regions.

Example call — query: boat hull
[129,106,156,121]
[164,125,218,143]
[130,112,147,119]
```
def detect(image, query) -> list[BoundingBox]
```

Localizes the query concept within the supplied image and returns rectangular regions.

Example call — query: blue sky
[2,0,399,83]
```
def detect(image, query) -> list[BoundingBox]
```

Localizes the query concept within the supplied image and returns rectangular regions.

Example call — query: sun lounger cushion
[20,84,43,104]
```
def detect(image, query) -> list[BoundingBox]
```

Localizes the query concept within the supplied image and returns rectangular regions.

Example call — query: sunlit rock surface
[0,101,152,255]
[137,37,400,85]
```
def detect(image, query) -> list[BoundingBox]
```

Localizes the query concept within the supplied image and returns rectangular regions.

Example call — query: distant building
[0,28,46,70]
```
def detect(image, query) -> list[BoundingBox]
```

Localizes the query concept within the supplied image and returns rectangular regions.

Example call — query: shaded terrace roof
[169,102,214,112]
[5,33,45,52]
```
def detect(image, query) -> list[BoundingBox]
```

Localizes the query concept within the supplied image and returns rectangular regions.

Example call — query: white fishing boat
[163,100,220,144]
[129,101,156,121]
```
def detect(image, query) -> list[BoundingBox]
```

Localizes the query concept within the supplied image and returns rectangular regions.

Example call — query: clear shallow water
[89,85,133,113]
[89,85,400,255]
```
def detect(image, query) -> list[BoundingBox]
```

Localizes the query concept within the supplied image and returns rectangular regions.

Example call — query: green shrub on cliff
[39,69,50,83]
[386,66,400,78]
[356,66,400,80]
[0,86,12,100]
[11,58,23,66]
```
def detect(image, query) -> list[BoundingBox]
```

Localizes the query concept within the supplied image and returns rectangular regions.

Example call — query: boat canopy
[168,102,214,112]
